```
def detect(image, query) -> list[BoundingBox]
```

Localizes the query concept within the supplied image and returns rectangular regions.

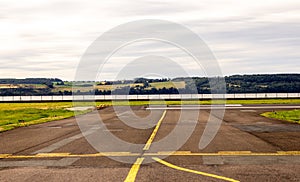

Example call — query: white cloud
[0,0,299,80]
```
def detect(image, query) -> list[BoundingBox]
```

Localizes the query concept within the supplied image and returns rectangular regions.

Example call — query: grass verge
[261,110,300,124]
[0,102,92,132]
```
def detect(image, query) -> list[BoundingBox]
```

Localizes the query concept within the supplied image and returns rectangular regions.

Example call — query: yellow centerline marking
[143,110,167,151]
[124,110,166,181]
[124,157,145,182]
[153,157,240,182]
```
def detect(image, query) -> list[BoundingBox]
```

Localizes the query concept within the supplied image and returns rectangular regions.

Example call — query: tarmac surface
[0,104,300,181]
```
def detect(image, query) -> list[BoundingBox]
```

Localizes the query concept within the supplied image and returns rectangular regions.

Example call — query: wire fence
[0,93,299,102]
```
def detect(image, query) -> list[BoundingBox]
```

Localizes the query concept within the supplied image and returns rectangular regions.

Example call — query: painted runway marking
[36,153,71,157]
[124,157,145,182]
[0,154,10,158]
[32,128,99,154]
[202,156,224,165]
[218,151,252,155]
[240,110,256,112]
[143,110,167,151]
[124,110,167,181]
[0,158,79,167]
[153,157,239,182]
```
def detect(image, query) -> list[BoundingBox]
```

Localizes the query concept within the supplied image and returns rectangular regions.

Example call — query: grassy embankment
[0,99,300,132]
[261,110,300,124]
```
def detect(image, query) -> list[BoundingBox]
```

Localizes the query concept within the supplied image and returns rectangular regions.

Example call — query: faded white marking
[202,156,224,165]
[0,158,79,167]
[32,128,100,154]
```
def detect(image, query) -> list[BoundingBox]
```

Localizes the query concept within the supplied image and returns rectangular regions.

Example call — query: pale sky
[0,0,299,80]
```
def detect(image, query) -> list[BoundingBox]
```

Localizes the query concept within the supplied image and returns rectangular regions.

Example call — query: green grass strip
[261,110,300,124]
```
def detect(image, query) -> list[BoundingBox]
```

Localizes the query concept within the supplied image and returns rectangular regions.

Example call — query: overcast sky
[0,0,299,80]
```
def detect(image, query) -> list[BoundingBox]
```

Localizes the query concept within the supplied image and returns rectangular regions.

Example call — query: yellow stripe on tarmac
[69,152,139,157]
[69,153,103,157]
[99,152,135,156]
[152,157,240,182]
[0,154,11,158]
[6,155,37,159]
[143,110,167,151]
[146,151,192,156]
[277,151,300,155]
[124,157,144,182]
[144,151,216,156]
[36,153,71,157]
[218,151,252,155]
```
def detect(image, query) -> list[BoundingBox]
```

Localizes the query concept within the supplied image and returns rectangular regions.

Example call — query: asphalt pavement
[0,105,300,181]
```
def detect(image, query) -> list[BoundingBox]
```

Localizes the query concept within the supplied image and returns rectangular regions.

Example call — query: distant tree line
[0,78,63,85]
[0,74,299,96]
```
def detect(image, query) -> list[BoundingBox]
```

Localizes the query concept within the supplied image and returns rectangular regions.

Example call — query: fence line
[0,93,299,102]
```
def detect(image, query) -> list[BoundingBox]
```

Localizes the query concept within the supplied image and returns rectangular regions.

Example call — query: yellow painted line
[101,152,136,156]
[143,110,167,151]
[247,152,289,156]
[218,151,252,155]
[154,151,192,155]
[277,151,300,155]
[69,152,139,157]
[124,157,144,182]
[6,155,37,159]
[153,157,240,182]
[36,153,71,157]
[69,153,104,157]
[144,151,217,156]
[0,154,11,158]
[172,151,192,155]
[50,152,138,158]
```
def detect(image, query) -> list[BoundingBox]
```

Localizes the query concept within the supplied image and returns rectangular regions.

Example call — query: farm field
[148,81,185,89]
[1,74,299,96]
[0,84,48,89]
[59,81,185,91]
[44,81,185,93]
